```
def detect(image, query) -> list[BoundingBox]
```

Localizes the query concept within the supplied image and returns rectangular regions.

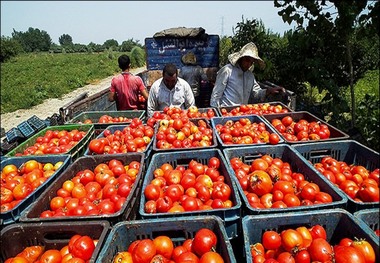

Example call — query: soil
[0,67,147,140]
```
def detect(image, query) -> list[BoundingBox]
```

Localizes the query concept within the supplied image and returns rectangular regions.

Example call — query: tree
[274,0,378,128]
[12,27,52,52]
[120,38,142,52]
[130,46,145,68]
[59,34,73,46]
[103,39,119,50]
[0,36,24,62]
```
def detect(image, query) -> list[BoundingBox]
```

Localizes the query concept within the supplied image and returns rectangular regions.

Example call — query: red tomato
[262,231,281,250]
[308,224,327,240]
[269,133,280,145]
[211,182,231,201]
[88,139,105,154]
[247,171,273,196]
[132,239,156,263]
[280,229,304,252]
[191,228,217,257]
[350,239,376,263]
[153,235,174,259]
[334,245,366,263]
[39,249,62,263]
[308,238,333,262]
[199,251,224,263]
[70,235,95,261]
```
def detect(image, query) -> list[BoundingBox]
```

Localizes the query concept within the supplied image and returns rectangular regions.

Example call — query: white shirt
[147,77,195,117]
[210,63,266,107]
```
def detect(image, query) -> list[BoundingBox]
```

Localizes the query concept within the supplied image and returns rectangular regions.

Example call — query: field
[1,52,125,113]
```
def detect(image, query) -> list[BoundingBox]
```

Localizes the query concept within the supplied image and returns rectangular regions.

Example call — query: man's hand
[267,86,285,96]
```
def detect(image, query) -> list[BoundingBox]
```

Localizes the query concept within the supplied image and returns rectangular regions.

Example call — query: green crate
[0,221,110,263]
[243,209,379,262]
[96,216,236,263]
[5,124,94,161]
[67,110,146,129]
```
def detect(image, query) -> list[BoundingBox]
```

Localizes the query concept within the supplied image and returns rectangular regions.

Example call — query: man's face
[239,56,255,72]
[163,73,177,89]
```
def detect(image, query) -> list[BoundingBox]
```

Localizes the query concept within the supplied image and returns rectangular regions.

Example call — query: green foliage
[0,52,123,113]
[0,36,23,62]
[120,38,142,52]
[129,46,146,68]
[59,34,73,46]
[103,39,119,50]
[219,36,232,67]
[12,27,52,52]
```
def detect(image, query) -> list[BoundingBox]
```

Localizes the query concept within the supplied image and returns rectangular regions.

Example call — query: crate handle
[308,149,333,158]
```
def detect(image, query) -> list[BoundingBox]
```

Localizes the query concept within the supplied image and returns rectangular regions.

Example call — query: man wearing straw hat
[179,51,208,107]
[210,42,284,107]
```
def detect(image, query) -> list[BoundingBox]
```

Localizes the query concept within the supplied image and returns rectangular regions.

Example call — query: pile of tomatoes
[269,115,331,142]
[5,234,98,263]
[144,157,233,213]
[1,160,63,213]
[81,114,134,124]
[155,118,214,150]
[250,224,376,263]
[39,158,141,217]
[229,154,334,209]
[147,106,216,127]
[112,228,224,263]
[219,103,290,116]
[214,117,281,145]
[88,118,154,154]
[313,156,379,203]
[15,129,88,156]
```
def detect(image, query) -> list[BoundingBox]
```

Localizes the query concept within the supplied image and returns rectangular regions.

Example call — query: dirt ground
[1,67,146,140]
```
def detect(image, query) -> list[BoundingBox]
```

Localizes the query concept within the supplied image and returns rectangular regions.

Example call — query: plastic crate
[96,216,236,263]
[0,154,71,225]
[354,208,380,241]
[5,124,94,160]
[292,140,379,212]
[17,121,35,138]
[138,149,241,239]
[20,153,145,225]
[210,115,284,148]
[84,124,153,162]
[5,127,25,143]
[27,115,47,132]
[217,101,293,117]
[67,110,146,129]
[242,209,379,263]
[153,118,218,152]
[262,111,350,144]
[1,140,19,155]
[223,144,347,215]
[0,220,110,263]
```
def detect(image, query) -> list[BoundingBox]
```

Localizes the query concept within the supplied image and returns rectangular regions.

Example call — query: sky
[1,1,297,45]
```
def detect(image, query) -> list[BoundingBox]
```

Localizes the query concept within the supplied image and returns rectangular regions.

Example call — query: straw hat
[228,42,265,69]
[181,52,197,65]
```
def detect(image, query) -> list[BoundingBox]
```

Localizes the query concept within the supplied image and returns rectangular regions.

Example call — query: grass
[1,52,127,113]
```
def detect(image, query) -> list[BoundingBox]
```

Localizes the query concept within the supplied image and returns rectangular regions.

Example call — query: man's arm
[210,67,229,107]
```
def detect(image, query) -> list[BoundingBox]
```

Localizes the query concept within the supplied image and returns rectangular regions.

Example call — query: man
[210,42,284,107]
[179,51,208,107]
[108,54,149,110]
[147,63,195,117]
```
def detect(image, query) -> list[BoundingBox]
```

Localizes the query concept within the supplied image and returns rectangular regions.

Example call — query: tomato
[88,139,105,154]
[152,236,174,259]
[308,238,333,262]
[182,196,199,211]
[12,183,33,200]
[296,226,312,248]
[176,251,199,263]
[251,158,269,171]
[269,133,280,145]
[192,228,217,257]
[208,157,220,169]
[113,251,133,263]
[280,229,304,252]
[334,245,366,263]
[144,184,162,201]
[357,182,380,202]
[262,231,281,250]
[211,182,231,201]
[308,224,327,240]
[16,245,45,262]
[156,196,173,213]
[276,251,295,263]
[199,251,224,263]
[39,249,62,263]
[247,171,273,196]
[350,239,376,263]
[132,239,156,263]
[70,235,95,261]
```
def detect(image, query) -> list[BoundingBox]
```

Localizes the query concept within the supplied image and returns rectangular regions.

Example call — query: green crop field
[1,51,126,113]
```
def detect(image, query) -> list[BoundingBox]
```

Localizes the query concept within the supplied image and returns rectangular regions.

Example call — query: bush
[130,46,145,68]
[0,36,23,62]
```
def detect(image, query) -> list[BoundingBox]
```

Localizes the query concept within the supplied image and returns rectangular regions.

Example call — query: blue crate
[138,148,242,239]
[67,110,146,129]
[27,115,47,132]
[223,144,347,215]
[20,153,145,225]
[262,111,350,144]
[17,121,35,138]
[210,114,284,148]
[84,124,153,162]
[354,208,380,241]
[96,216,236,263]
[1,220,110,263]
[292,140,379,212]
[217,101,293,117]
[5,128,24,143]
[0,154,71,225]
[242,209,379,262]
[153,118,218,152]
